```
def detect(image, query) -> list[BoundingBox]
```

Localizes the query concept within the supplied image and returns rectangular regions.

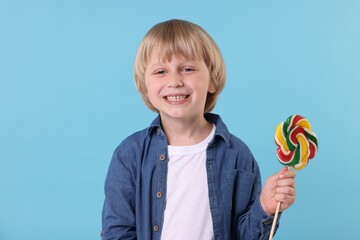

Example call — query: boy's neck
[161,115,213,146]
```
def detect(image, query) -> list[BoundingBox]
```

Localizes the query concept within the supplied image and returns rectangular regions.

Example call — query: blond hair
[134,19,226,113]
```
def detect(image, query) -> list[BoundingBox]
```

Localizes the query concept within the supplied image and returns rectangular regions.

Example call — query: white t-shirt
[161,125,216,240]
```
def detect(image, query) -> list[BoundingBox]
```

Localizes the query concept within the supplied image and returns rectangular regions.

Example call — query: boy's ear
[208,82,216,94]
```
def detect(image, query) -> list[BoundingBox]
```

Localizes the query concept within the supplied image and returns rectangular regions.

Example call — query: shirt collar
[146,113,231,147]
[204,113,231,146]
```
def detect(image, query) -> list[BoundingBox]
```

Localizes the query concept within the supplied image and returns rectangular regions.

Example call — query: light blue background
[1,0,359,239]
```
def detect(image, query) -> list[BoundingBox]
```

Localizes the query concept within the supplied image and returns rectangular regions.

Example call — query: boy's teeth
[166,95,186,101]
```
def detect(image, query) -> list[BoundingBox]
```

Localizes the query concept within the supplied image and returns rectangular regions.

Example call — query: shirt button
[264,220,272,226]
[156,192,163,198]
[159,154,166,161]
[153,225,159,232]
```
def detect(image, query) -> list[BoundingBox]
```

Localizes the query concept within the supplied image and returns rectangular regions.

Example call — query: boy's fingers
[276,178,296,188]
[275,186,296,196]
[279,168,296,179]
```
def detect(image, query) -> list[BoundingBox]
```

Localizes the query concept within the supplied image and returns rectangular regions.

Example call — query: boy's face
[144,47,215,123]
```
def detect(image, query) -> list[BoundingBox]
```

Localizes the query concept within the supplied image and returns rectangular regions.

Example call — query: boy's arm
[101,149,136,240]
[236,197,280,240]
[234,163,280,240]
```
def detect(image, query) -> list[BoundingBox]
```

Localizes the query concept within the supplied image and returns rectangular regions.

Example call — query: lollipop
[269,115,318,240]
[274,115,318,170]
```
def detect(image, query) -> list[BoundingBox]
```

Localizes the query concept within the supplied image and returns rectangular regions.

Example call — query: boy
[102,19,296,240]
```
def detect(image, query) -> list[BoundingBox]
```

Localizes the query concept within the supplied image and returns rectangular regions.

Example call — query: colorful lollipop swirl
[275,115,318,170]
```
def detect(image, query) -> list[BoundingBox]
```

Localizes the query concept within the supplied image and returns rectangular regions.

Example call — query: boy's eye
[182,67,194,72]
[154,69,166,75]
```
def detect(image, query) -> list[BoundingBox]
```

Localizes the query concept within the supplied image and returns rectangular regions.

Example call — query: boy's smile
[163,94,189,104]
[144,47,215,123]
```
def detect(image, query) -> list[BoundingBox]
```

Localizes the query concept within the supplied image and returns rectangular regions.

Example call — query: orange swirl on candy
[275,115,318,170]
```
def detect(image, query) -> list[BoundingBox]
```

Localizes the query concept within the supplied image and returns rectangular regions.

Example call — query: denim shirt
[102,113,279,240]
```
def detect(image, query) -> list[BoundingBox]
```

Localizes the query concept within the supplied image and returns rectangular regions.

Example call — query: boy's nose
[167,74,184,88]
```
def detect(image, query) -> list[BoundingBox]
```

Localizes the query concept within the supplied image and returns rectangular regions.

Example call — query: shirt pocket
[226,169,256,214]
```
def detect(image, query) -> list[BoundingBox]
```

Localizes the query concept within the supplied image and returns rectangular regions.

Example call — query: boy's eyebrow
[147,60,200,70]
[147,62,164,69]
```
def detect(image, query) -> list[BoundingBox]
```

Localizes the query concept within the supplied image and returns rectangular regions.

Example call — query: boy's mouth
[164,95,190,102]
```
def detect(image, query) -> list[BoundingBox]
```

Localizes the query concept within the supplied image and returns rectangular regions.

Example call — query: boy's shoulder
[117,126,153,150]
[207,113,251,151]
[114,116,161,153]
[229,133,251,151]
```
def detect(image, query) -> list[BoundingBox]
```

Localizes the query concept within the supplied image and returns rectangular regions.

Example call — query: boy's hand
[260,167,296,216]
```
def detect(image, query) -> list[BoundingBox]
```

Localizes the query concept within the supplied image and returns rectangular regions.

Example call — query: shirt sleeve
[234,160,281,240]
[246,197,281,239]
[101,148,137,240]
